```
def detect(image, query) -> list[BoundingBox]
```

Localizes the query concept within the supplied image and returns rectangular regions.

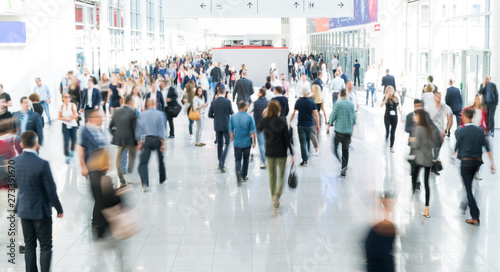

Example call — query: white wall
[0,0,76,115]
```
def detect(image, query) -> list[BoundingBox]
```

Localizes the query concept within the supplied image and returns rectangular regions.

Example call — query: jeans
[366,83,376,105]
[334,132,351,169]
[411,165,431,206]
[453,110,462,133]
[461,160,482,219]
[267,156,286,198]
[311,126,319,149]
[210,81,219,92]
[195,116,204,143]
[187,106,194,135]
[234,146,251,178]
[298,126,312,162]
[384,115,398,148]
[138,137,166,187]
[22,217,53,272]
[332,92,339,105]
[216,131,230,168]
[486,103,497,133]
[39,100,51,125]
[116,145,137,184]
[256,130,266,164]
[165,108,175,137]
[354,73,360,86]
[62,125,77,157]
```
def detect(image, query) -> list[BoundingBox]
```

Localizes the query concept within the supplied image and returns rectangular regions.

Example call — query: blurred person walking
[13,131,63,272]
[327,89,356,178]
[110,95,138,187]
[165,86,179,138]
[58,93,79,164]
[33,77,52,125]
[310,85,327,156]
[193,87,208,146]
[445,79,463,136]
[137,99,167,192]
[258,100,294,208]
[247,88,269,168]
[364,65,377,107]
[381,86,402,153]
[108,75,122,116]
[271,86,290,120]
[80,77,102,113]
[427,90,453,175]
[409,110,437,218]
[478,75,498,137]
[229,100,256,185]
[331,71,346,105]
[233,70,254,104]
[209,87,234,173]
[455,108,495,225]
[12,97,44,147]
[182,82,196,139]
[99,74,111,118]
[290,87,320,167]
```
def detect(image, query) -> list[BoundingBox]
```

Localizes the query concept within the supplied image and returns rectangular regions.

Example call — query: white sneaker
[260,162,266,169]
[390,148,395,153]
[475,173,483,180]
[313,151,319,156]
[142,186,150,192]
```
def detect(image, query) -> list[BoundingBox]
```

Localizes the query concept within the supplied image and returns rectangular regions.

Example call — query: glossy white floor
[0,87,498,272]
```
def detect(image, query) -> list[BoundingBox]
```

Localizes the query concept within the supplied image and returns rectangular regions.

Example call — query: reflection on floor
[0,87,499,272]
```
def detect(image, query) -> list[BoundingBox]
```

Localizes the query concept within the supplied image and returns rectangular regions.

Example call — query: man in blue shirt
[290,87,320,167]
[455,108,495,225]
[353,60,361,87]
[229,100,256,185]
[33,77,52,125]
[137,98,167,192]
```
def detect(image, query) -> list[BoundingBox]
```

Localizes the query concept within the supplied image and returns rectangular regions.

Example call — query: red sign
[374,24,381,31]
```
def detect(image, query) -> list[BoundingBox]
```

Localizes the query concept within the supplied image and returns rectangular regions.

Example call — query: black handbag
[432,159,443,172]
[288,162,298,189]
[168,102,182,118]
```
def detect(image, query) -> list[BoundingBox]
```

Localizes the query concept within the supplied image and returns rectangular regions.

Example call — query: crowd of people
[1,49,498,272]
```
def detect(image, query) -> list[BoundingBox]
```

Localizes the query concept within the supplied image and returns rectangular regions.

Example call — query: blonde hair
[310,85,322,103]
[424,83,435,93]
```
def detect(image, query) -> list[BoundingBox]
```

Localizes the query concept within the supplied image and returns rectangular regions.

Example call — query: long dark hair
[415,109,433,138]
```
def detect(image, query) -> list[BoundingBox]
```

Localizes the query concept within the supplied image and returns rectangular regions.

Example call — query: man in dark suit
[312,71,324,91]
[14,131,63,272]
[233,70,254,104]
[80,76,102,112]
[381,69,396,95]
[445,79,463,136]
[110,95,138,187]
[12,96,44,146]
[209,86,234,173]
[479,75,498,137]
[144,77,165,111]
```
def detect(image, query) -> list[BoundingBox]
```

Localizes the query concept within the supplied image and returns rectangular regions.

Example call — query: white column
[99,0,110,75]
[491,0,500,125]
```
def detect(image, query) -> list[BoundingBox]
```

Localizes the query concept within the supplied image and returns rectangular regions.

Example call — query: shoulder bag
[188,105,201,121]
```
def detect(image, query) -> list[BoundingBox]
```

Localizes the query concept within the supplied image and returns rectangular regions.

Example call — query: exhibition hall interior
[1,0,500,271]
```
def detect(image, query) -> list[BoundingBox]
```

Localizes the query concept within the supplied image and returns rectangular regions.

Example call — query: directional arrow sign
[338,2,344,8]
[200,3,207,9]
[247,2,253,9]
[293,2,299,8]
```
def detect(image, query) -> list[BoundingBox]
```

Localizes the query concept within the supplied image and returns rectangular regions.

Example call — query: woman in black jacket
[257,100,294,209]
[29,93,44,126]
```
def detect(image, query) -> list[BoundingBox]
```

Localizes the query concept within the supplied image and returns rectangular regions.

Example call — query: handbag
[168,101,182,118]
[188,106,201,121]
[288,162,298,189]
[432,159,443,172]
[101,204,141,240]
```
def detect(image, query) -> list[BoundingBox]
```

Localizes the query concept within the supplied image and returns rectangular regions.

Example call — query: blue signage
[0,22,27,44]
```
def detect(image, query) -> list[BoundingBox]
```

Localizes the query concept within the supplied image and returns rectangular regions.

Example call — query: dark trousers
[22,217,52,272]
[187,106,194,135]
[453,110,462,134]
[486,103,497,133]
[332,92,339,105]
[216,131,230,168]
[461,160,482,219]
[298,126,312,162]
[384,115,398,148]
[139,137,166,187]
[334,132,351,169]
[354,73,360,86]
[62,125,77,157]
[165,108,175,136]
[234,146,251,178]
[89,171,108,238]
[411,165,431,206]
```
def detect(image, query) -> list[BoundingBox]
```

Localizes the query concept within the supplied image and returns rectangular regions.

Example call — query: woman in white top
[192,86,208,146]
[131,85,143,112]
[198,67,210,92]
[58,92,79,164]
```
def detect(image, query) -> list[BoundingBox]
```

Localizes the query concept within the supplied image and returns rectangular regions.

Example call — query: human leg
[241,146,251,178]
[195,119,202,143]
[423,167,431,206]
[62,126,70,157]
[69,127,77,153]
[221,131,230,167]
[461,161,481,219]
[127,145,137,174]
[116,146,126,184]
[257,130,266,164]
[487,104,496,134]
[384,116,391,142]
[276,157,287,195]
[339,133,351,169]
[40,100,51,125]
[34,217,53,272]
[21,219,38,272]
[155,139,166,183]
[267,157,277,197]
[411,165,421,195]
[216,131,223,166]
[138,141,153,188]
[166,109,175,137]
[234,147,243,177]
[298,126,307,162]
[390,115,398,148]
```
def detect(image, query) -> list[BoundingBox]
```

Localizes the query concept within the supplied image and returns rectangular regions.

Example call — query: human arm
[321,103,327,123]
[35,114,43,146]
[313,109,320,132]
[326,107,337,134]
[289,109,296,126]
[487,151,496,174]
[251,132,256,148]
[95,89,102,109]
[41,161,63,217]
[77,145,88,177]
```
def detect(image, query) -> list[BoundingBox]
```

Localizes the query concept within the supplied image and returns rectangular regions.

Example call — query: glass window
[159,0,164,33]
[147,0,155,32]
[109,0,123,28]
[420,52,429,74]
[130,0,140,30]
